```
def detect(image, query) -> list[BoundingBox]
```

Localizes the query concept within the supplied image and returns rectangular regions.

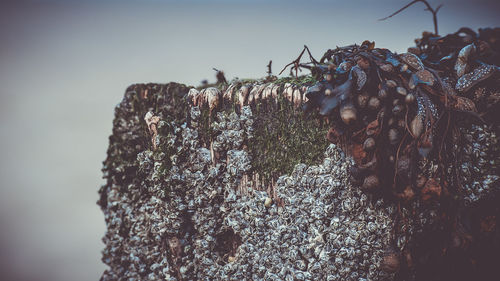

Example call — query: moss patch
[247,92,329,185]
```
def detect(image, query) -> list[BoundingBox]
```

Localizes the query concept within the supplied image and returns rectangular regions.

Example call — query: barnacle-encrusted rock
[99,82,402,280]
[100,27,500,281]
[456,124,500,204]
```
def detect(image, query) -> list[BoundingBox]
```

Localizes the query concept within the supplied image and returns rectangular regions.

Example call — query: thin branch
[279,45,319,76]
[266,60,272,76]
[379,0,442,35]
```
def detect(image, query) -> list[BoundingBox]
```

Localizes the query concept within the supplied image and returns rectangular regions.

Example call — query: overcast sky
[0,0,499,280]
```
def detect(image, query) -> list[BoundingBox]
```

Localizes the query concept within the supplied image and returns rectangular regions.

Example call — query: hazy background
[0,0,498,280]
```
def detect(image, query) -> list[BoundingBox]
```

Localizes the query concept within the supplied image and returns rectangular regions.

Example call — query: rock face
[98,83,400,280]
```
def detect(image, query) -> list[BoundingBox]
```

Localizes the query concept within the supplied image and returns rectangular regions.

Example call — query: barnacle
[144,111,160,149]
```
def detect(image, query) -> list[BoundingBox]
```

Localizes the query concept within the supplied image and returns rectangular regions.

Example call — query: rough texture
[98,82,401,280]
[99,28,500,281]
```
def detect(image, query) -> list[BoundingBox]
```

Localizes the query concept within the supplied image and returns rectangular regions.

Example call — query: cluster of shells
[187,81,309,113]
[221,144,397,281]
[299,30,499,207]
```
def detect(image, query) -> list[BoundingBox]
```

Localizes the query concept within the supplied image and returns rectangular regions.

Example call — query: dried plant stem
[379,0,443,35]
[279,45,319,76]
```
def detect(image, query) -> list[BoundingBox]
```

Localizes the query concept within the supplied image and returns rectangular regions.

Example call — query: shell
[238,85,250,107]
[399,53,424,71]
[455,64,496,92]
[262,84,274,100]
[340,104,357,125]
[410,69,435,88]
[362,175,380,190]
[386,80,397,88]
[188,88,201,106]
[205,87,222,111]
[363,137,376,152]
[455,43,476,77]
[405,93,416,104]
[351,66,367,91]
[293,88,303,107]
[224,84,237,101]
[410,115,424,138]
[378,88,389,99]
[368,97,381,110]
[396,87,407,96]
[284,84,294,102]
[264,197,273,208]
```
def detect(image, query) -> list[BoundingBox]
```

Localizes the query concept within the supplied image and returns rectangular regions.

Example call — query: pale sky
[0,0,498,280]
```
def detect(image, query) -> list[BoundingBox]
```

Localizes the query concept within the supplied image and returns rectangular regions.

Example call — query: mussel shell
[378,88,389,99]
[412,69,435,87]
[399,52,424,71]
[363,137,376,152]
[351,66,367,91]
[386,80,397,88]
[396,87,407,96]
[455,43,476,77]
[455,64,496,92]
[405,93,416,104]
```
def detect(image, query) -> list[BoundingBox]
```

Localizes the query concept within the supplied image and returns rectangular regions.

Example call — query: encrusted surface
[99,83,398,280]
[99,28,500,280]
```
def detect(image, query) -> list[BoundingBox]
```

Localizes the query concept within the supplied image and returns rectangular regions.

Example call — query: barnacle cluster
[99,82,403,280]
[220,145,396,280]
[457,124,499,204]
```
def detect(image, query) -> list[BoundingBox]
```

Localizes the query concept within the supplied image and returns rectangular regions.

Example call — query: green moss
[247,89,329,185]
[273,75,318,86]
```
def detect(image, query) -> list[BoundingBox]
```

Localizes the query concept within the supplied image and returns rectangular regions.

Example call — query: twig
[279,45,319,76]
[213,68,228,84]
[379,0,442,35]
[267,60,272,76]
